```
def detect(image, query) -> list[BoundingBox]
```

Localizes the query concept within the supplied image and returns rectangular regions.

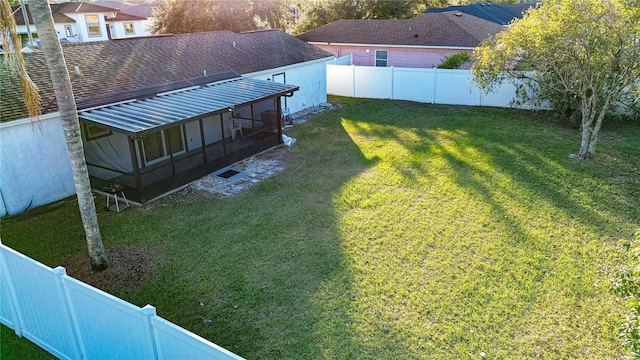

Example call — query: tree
[292,0,425,34]
[0,0,40,115]
[1,0,108,271]
[151,0,289,34]
[473,0,640,161]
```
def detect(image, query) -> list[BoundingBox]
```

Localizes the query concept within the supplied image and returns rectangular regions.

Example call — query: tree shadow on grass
[320,99,638,358]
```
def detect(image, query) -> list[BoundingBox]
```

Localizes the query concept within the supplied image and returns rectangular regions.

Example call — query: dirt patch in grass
[61,245,158,292]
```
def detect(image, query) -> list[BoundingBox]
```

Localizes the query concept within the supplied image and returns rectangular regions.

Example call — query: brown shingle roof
[0,30,333,122]
[297,12,503,48]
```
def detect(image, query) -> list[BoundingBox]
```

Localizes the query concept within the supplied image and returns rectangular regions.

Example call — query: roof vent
[414,33,419,37]
[74,65,81,75]
[454,12,463,16]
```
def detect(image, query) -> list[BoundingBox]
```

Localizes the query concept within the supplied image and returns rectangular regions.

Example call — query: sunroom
[78,76,298,203]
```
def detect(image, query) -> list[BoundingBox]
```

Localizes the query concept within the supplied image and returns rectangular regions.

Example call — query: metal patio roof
[78,77,299,137]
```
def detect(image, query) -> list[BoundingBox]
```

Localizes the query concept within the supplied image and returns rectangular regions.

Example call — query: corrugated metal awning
[78,77,299,137]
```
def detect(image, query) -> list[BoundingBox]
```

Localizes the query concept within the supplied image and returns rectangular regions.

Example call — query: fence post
[390,67,395,100]
[141,304,160,360]
[352,65,356,98]
[0,244,24,337]
[56,266,88,360]
[432,68,437,104]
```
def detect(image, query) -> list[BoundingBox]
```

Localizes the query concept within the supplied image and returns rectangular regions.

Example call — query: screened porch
[78,77,298,203]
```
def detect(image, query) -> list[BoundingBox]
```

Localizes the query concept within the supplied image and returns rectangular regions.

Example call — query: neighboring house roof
[297,12,504,48]
[109,12,147,21]
[425,2,538,26]
[122,4,155,19]
[94,1,154,19]
[0,30,333,122]
[52,13,76,24]
[93,1,132,10]
[12,2,118,26]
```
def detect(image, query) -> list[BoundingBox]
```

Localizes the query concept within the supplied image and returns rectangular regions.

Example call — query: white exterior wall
[245,57,333,113]
[15,12,112,43]
[0,113,75,217]
[107,20,150,39]
[66,12,111,42]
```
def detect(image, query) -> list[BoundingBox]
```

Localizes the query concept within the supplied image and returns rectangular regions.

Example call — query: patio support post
[276,97,283,144]
[199,118,207,165]
[128,136,143,201]
[250,104,256,143]
[219,114,227,155]
[166,130,176,175]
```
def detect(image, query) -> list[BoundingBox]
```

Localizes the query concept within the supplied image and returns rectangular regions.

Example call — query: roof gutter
[242,56,335,78]
[306,41,475,50]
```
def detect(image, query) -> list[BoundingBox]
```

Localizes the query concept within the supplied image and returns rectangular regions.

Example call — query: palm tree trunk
[29,0,108,271]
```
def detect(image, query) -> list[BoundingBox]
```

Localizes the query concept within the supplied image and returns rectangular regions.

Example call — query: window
[64,25,73,37]
[375,50,388,67]
[141,126,185,165]
[83,123,111,140]
[123,23,135,35]
[85,15,102,37]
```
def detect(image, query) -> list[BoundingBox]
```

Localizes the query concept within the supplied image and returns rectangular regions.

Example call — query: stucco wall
[246,57,331,112]
[313,44,470,69]
[0,113,76,217]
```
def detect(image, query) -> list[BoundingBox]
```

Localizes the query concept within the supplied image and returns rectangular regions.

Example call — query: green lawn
[2,97,639,359]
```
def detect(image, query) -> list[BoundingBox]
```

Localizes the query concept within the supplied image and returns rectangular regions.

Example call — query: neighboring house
[297,12,503,69]
[94,1,156,33]
[12,2,151,43]
[0,30,333,212]
[425,2,538,26]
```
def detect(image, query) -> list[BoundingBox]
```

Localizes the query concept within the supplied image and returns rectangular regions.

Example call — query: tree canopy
[150,0,526,35]
[150,0,289,34]
[473,0,640,161]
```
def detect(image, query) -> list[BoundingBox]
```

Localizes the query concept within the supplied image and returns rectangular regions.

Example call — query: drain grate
[217,169,240,179]
[210,167,246,182]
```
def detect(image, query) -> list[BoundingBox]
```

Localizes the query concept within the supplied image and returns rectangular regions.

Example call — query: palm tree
[1,0,108,271]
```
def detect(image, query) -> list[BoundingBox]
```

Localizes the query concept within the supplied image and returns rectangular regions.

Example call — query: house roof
[0,30,333,122]
[121,4,155,19]
[109,12,147,21]
[425,2,538,26]
[296,12,504,48]
[79,76,299,136]
[93,1,154,19]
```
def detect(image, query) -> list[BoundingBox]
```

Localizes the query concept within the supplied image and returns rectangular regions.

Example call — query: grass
[2,96,639,359]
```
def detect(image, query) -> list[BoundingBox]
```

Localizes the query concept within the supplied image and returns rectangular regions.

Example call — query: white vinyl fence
[0,243,243,360]
[327,64,526,108]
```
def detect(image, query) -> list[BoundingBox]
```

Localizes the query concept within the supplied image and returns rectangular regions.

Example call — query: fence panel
[392,67,435,103]
[151,316,240,360]
[0,245,81,360]
[62,276,158,359]
[433,69,483,105]
[0,243,244,360]
[327,65,524,108]
[354,66,393,99]
[326,64,355,97]
[0,256,18,331]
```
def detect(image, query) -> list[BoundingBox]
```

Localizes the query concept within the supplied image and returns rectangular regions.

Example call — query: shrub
[612,229,640,357]
[436,52,471,69]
